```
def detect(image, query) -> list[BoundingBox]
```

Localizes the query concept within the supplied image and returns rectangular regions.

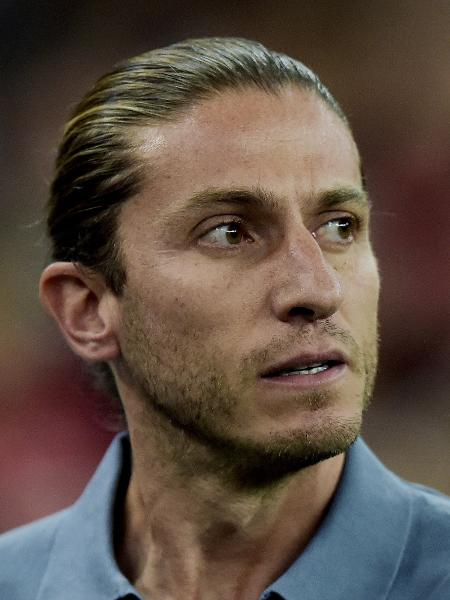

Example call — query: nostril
[288,306,316,319]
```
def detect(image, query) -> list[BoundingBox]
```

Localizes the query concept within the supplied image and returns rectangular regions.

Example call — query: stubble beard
[119,294,378,487]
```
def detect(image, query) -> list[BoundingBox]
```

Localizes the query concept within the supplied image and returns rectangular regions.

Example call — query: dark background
[1,0,449,532]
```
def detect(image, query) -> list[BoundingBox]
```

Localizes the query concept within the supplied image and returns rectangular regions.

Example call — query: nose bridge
[269,224,343,322]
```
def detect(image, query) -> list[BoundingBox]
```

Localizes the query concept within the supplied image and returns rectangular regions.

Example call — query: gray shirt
[1,434,449,599]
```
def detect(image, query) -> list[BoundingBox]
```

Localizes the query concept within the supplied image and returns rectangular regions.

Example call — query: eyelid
[317,209,366,230]
[318,205,365,219]
[312,214,361,248]
[194,215,246,238]
[327,213,361,227]
[196,216,254,247]
[193,208,366,251]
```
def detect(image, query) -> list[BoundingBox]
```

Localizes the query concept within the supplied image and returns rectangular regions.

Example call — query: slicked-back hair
[47,36,350,409]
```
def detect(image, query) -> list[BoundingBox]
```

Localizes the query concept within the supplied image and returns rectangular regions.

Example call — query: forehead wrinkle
[159,185,287,225]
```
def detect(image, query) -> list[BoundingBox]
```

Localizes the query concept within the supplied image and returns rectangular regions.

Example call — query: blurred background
[1,0,449,532]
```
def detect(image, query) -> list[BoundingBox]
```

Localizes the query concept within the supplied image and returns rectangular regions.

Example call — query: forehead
[129,86,361,211]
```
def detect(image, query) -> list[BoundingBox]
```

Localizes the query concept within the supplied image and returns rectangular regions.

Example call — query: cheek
[128,258,254,340]
[340,251,380,329]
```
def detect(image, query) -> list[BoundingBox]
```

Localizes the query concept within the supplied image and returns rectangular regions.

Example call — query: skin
[40,85,380,600]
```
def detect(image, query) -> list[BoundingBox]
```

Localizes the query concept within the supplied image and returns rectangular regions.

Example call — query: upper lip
[260,350,349,377]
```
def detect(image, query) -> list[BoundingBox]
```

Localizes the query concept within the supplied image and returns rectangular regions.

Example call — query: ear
[39,262,121,363]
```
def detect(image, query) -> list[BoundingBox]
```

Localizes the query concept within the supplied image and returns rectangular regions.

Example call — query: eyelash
[198,218,253,248]
[314,215,362,245]
[197,214,363,250]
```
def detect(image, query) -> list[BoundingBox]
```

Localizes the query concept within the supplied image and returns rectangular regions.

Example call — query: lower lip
[260,363,347,389]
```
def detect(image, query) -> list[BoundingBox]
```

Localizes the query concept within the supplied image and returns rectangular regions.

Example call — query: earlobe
[39,262,120,363]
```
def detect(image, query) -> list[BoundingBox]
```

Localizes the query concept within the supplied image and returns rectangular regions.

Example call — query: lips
[260,351,348,379]
[271,361,338,376]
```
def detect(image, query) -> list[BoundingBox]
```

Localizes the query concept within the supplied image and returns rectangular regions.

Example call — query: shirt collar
[266,438,413,600]
[37,432,140,600]
[37,435,413,600]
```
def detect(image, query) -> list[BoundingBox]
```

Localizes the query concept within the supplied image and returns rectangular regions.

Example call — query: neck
[115,402,345,600]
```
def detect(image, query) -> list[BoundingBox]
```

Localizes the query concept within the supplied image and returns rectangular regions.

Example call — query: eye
[314,216,358,246]
[198,221,254,248]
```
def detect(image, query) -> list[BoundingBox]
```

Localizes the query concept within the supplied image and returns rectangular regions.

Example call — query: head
[41,37,379,483]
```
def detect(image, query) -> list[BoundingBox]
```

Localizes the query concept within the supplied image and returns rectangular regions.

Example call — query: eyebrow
[171,186,282,215]
[312,187,371,210]
[164,184,370,224]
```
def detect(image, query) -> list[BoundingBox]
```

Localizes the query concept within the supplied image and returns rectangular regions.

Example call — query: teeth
[279,362,329,376]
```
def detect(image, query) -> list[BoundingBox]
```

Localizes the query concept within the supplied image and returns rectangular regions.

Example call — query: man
[1,37,449,600]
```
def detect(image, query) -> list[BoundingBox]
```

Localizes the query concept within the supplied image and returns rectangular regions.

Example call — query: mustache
[240,319,367,376]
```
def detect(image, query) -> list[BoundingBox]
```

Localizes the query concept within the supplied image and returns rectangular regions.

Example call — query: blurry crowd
[1,0,449,532]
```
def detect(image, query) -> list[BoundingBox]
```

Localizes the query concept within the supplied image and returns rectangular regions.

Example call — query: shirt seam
[34,514,64,600]
[381,490,414,599]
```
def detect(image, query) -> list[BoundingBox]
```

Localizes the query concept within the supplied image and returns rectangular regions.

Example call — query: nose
[269,228,343,323]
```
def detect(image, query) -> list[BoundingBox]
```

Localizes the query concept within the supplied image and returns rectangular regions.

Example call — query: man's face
[115,86,379,476]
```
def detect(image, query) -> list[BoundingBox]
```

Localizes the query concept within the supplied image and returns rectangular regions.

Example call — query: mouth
[259,352,348,387]
[263,360,341,377]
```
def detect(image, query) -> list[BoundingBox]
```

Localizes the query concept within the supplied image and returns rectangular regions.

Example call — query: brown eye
[199,221,253,248]
[315,217,357,246]
[225,223,244,244]
[335,218,353,240]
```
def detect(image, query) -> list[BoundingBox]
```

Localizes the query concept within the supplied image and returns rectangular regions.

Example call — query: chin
[215,413,362,488]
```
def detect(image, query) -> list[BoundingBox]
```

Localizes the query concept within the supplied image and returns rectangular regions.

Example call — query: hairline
[122,81,357,221]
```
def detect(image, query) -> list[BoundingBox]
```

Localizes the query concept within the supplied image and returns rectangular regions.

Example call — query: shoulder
[406,481,450,555]
[392,480,450,598]
[0,510,67,600]
[404,480,450,547]
[408,479,450,518]
[343,440,450,598]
